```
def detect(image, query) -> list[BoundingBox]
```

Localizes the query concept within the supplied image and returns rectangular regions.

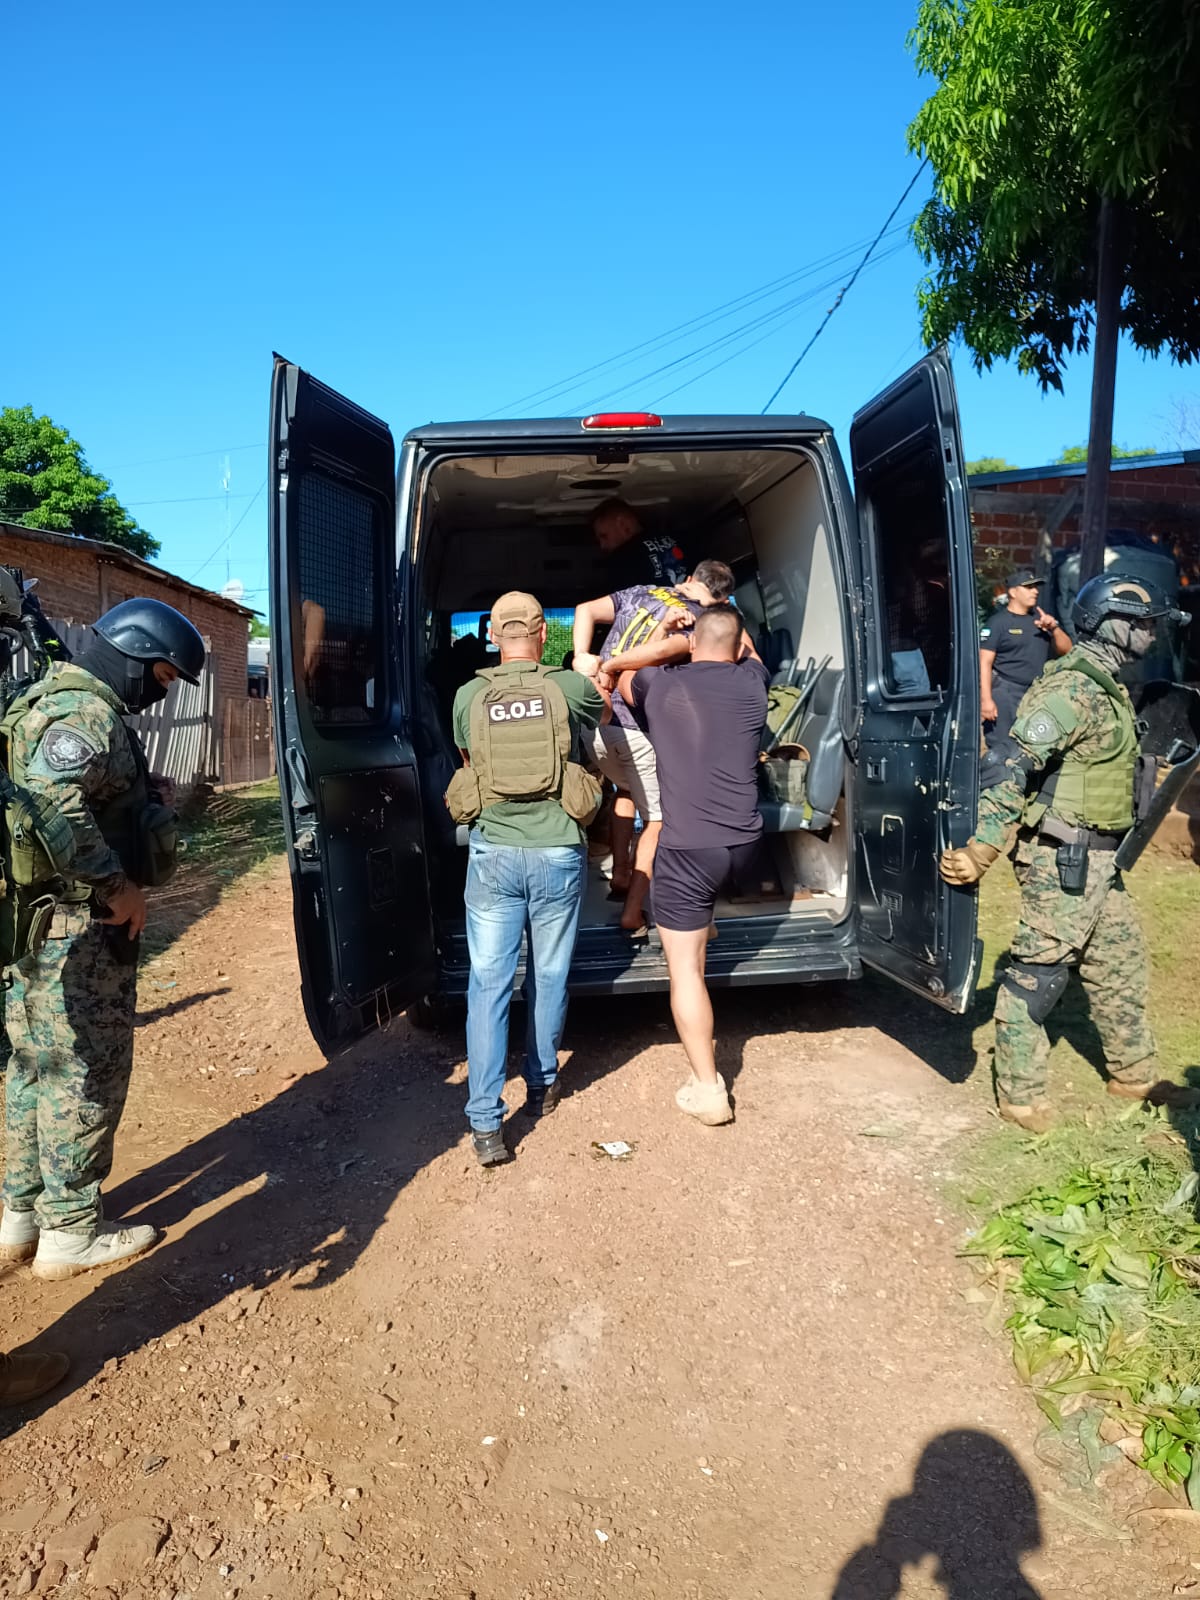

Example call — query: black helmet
[93,598,206,685]
[1072,572,1189,636]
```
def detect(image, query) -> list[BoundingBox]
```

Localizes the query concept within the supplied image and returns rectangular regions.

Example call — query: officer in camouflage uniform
[0,599,205,1278]
[940,573,1195,1132]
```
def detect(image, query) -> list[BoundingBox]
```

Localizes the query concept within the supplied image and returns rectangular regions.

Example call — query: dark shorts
[651,840,763,932]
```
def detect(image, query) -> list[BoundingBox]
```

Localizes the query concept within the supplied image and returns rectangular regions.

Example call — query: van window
[297,475,383,725]
[865,455,953,696]
[450,607,575,668]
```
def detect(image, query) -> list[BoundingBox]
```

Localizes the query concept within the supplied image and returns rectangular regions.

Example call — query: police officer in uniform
[0,599,205,1276]
[446,592,608,1166]
[979,569,1071,757]
[941,574,1195,1132]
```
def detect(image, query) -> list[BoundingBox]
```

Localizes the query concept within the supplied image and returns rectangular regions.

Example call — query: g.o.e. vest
[1023,651,1139,834]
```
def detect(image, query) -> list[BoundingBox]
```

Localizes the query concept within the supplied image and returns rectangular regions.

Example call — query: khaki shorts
[590,724,662,822]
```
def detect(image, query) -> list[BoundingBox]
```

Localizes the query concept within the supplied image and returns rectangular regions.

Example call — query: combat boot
[0,1350,70,1407]
[675,1073,734,1126]
[472,1129,510,1167]
[997,1099,1057,1134]
[32,1222,158,1281]
[0,1208,39,1262]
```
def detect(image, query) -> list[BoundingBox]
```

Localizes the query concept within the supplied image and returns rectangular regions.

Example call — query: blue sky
[5,0,1197,615]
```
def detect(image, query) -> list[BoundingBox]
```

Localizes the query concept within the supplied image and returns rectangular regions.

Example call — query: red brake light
[581,412,663,430]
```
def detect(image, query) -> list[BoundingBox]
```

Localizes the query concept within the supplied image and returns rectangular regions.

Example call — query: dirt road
[0,851,1192,1599]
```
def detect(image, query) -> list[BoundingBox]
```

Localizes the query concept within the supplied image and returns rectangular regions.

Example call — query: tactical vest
[2,665,178,899]
[1024,651,1139,833]
[444,663,601,826]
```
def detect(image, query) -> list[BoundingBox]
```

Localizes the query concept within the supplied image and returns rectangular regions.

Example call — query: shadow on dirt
[830,1429,1043,1599]
[141,782,285,964]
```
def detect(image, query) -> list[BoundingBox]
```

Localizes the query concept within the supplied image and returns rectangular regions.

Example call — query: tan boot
[0,1350,70,1407]
[1106,1078,1200,1109]
[997,1098,1057,1134]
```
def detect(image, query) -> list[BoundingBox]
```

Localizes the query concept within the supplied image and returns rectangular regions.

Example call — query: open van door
[849,349,980,1013]
[269,357,435,1051]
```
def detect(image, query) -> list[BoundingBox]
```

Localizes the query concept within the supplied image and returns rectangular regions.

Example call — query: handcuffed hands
[938,839,1000,886]
[574,651,602,680]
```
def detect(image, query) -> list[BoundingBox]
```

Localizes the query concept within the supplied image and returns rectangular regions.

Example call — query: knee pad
[1002,959,1070,1026]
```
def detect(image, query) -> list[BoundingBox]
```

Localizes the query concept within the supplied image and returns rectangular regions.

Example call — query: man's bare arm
[572,596,616,677]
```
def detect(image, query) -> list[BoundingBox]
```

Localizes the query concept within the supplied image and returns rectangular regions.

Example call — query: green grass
[180,778,286,876]
[956,853,1200,1494]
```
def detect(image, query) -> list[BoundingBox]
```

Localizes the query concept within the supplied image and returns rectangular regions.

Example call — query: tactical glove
[939,839,1000,886]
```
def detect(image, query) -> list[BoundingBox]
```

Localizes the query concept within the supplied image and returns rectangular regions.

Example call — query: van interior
[401,445,854,949]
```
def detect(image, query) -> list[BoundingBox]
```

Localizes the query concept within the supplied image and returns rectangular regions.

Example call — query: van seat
[758,666,844,833]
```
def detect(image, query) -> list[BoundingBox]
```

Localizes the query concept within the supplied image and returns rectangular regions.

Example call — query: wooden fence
[221,695,276,786]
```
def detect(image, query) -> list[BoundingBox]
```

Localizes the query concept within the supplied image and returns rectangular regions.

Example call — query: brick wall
[0,524,251,734]
[970,455,1200,596]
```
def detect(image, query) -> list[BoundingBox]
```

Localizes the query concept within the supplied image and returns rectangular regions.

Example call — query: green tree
[966,456,1018,475]
[1056,442,1154,465]
[907,0,1200,579]
[249,616,270,639]
[0,406,158,559]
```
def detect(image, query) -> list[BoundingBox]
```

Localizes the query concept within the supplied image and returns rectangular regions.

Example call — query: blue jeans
[464,836,587,1132]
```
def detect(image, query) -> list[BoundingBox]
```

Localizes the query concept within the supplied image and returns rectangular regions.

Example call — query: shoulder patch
[38,724,102,772]
[1018,710,1062,744]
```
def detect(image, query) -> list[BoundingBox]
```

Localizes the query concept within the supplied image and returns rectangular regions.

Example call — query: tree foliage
[966,456,1018,474]
[907,0,1200,390]
[1056,442,1154,464]
[0,406,158,559]
[248,616,270,639]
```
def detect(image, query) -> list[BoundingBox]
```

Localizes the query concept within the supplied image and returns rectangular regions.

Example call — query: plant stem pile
[963,1125,1200,1499]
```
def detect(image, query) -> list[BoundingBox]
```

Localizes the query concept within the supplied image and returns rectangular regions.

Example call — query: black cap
[1006,568,1043,590]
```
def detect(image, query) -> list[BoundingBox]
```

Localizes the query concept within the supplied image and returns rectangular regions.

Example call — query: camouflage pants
[2,908,138,1233]
[994,839,1155,1105]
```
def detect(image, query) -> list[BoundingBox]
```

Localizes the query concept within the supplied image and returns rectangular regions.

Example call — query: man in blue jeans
[450,592,608,1166]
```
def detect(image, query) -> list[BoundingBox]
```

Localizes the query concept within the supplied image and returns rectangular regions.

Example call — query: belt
[1022,824,1124,852]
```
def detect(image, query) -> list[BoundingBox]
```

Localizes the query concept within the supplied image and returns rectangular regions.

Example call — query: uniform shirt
[975,653,1133,850]
[631,658,770,848]
[604,533,690,592]
[452,662,604,848]
[8,663,141,896]
[601,584,699,730]
[980,606,1054,690]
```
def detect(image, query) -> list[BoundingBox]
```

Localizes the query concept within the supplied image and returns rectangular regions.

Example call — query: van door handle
[866,757,887,782]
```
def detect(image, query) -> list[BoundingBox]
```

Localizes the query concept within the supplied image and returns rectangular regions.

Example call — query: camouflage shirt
[7,663,142,896]
[975,651,1133,851]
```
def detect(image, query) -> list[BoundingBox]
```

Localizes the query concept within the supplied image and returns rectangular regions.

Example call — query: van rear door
[848,349,980,1013]
[269,357,435,1050]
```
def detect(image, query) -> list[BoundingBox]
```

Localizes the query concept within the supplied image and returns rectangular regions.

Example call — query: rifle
[0,567,70,717]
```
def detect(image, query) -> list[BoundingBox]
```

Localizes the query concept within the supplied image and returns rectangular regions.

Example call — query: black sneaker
[472,1129,510,1166]
[523,1080,562,1119]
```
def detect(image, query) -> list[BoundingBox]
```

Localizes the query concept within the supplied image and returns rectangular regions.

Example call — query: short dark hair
[591,497,637,525]
[693,604,741,656]
[691,559,735,602]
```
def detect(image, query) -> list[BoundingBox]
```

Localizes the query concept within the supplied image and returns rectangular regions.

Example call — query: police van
[268,350,981,1051]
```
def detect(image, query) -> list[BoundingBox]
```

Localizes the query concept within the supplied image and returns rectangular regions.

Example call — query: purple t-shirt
[602,584,698,729]
[631,658,770,847]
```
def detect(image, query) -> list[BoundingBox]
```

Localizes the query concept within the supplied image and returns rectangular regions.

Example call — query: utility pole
[1078,196,1122,586]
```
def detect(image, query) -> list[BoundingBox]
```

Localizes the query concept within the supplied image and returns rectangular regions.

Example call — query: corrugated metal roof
[970,448,1200,489]
[0,521,258,617]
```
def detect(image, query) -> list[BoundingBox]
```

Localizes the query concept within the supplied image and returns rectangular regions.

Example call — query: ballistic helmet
[92,598,206,685]
[1072,572,1189,637]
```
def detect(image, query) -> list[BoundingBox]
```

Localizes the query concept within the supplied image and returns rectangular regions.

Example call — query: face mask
[1129,624,1157,659]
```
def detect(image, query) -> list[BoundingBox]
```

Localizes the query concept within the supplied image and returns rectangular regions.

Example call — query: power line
[579,240,909,414]
[485,220,916,418]
[760,162,930,414]
[109,442,264,470]
[187,479,267,584]
[126,492,257,507]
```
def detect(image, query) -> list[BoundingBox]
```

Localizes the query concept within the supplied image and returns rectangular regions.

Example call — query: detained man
[623,606,769,1125]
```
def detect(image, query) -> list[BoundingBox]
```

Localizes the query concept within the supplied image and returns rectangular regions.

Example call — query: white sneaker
[0,1209,39,1262]
[32,1222,159,1281]
[675,1073,734,1126]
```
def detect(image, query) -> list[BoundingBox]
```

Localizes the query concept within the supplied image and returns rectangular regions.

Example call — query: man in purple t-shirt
[626,606,770,1127]
[572,561,735,934]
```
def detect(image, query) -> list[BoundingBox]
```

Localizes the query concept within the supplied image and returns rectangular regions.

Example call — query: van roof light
[581,412,663,430]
